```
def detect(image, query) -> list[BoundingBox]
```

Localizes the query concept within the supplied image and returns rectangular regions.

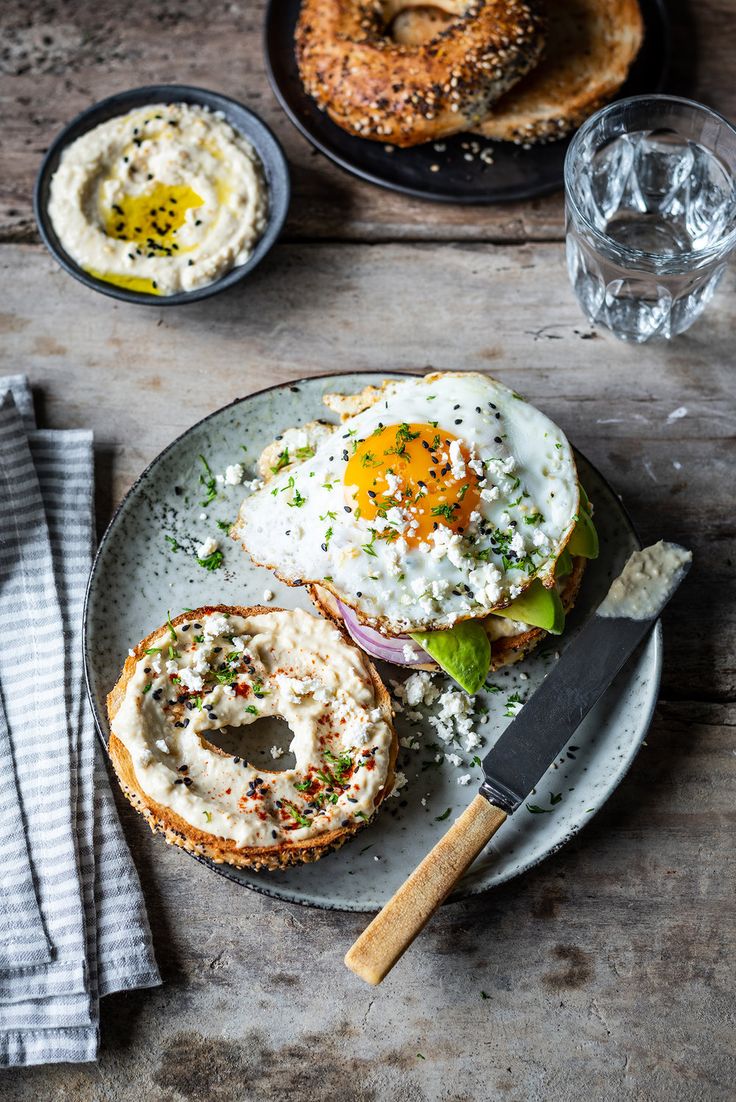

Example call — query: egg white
[235,372,579,634]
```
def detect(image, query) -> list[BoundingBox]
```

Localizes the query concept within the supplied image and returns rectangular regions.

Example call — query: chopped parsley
[198,549,224,571]
[270,449,290,473]
[361,530,378,557]
[504,692,523,718]
[245,705,259,715]
[203,810,213,824]
[214,666,237,685]
[435,807,452,822]
[431,502,460,521]
[198,454,217,507]
[216,519,232,532]
[164,534,179,551]
[295,445,315,460]
[166,610,177,642]
[142,682,152,694]
[284,801,310,828]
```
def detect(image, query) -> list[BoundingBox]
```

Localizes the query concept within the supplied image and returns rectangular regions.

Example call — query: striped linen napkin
[0,376,160,1067]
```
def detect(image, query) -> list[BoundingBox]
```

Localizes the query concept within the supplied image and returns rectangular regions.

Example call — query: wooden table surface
[2,2,735,1099]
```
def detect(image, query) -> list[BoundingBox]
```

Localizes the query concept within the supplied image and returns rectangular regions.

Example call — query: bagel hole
[203,716,296,771]
[389,4,455,46]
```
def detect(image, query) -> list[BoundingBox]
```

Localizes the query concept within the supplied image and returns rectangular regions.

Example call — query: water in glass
[566,120,736,342]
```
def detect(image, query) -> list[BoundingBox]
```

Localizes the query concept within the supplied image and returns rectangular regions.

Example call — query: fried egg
[234,372,579,634]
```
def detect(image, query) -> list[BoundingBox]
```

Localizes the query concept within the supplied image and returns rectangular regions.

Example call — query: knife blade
[480,541,691,814]
[345,541,691,985]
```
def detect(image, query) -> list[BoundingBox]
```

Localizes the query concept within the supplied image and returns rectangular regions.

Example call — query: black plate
[34,84,290,306]
[265,0,671,204]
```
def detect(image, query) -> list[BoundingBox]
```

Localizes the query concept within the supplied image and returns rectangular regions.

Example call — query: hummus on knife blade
[47,102,268,296]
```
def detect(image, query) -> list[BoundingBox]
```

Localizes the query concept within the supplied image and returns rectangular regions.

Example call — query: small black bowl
[34,84,291,306]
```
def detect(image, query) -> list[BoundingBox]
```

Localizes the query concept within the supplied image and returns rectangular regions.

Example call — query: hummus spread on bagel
[47,102,267,296]
[107,606,397,870]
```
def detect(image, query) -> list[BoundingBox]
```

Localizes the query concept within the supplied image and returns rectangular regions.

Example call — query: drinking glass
[564,95,736,343]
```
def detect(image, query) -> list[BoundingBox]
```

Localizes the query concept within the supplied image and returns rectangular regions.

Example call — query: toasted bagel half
[107,606,398,871]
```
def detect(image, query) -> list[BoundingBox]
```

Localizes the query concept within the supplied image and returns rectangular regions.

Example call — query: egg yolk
[344,423,482,548]
[101,182,203,256]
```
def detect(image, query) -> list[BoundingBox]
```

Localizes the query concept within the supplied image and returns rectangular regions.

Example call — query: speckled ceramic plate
[84,371,661,911]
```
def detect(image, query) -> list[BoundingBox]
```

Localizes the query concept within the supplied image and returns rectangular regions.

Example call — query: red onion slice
[336,600,430,666]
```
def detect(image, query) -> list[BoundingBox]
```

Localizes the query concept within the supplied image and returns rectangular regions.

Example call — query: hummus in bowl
[47,101,268,297]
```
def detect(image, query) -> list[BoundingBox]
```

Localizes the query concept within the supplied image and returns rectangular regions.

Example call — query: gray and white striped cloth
[0,375,160,1067]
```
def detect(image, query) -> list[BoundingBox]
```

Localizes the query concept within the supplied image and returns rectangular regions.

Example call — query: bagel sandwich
[233,373,599,695]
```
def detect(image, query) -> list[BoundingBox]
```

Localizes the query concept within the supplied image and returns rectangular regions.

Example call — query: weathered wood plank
[2,241,733,702]
[3,700,734,1101]
[1,0,733,244]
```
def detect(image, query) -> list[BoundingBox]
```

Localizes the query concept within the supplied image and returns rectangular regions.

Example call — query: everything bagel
[296,0,546,147]
[107,606,398,871]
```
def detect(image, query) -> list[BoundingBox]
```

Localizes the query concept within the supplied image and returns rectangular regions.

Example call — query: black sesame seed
[494,436,502,444]
[183,777,193,787]
[174,778,183,784]
[233,757,240,763]
[454,418,462,425]
[144,666,151,674]
[343,506,352,513]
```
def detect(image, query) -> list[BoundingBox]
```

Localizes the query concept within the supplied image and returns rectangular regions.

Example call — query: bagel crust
[296,0,545,147]
[106,606,397,871]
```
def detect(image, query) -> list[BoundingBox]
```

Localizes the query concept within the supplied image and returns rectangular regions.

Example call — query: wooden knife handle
[345,794,507,985]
